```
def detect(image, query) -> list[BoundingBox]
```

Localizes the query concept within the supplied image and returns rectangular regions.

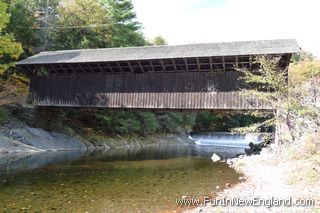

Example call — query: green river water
[0,145,242,212]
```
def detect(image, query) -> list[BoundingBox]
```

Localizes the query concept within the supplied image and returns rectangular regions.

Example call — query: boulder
[244,142,263,155]
[211,153,221,162]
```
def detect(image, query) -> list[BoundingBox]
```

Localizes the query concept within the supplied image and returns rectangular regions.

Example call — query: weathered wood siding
[28,72,270,109]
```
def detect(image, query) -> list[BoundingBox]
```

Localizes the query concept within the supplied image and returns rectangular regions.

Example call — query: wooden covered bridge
[17,39,300,110]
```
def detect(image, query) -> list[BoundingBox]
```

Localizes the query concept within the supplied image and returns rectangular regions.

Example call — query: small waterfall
[189,132,266,148]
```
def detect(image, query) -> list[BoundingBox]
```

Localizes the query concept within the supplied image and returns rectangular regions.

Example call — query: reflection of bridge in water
[17,39,299,110]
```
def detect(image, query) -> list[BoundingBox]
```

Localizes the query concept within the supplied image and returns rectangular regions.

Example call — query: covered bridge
[16,39,300,110]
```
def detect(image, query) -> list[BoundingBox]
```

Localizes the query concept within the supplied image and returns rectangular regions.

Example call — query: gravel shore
[189,146,320,213]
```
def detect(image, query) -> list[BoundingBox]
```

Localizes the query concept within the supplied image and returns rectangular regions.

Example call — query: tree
[6,0,38,57]
[102,0,146,47]
[147,35,168,46]
[52,0,112,50]
[237,56,320,145]
[0,0,23,75]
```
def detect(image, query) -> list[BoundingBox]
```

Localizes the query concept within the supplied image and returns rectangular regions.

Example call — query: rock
[216,186,220,189]
[225,183,231,188]
[182,195,187,199]
[211,153,221,162]
[239,176,245,181]
[244,142,263,156]
[226,159,234,165]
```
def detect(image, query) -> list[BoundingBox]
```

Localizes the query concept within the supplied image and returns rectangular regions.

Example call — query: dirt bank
[190,144,320,213]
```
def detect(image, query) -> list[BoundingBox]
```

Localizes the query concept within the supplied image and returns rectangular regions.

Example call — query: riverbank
[0,105,194,155]
[191,137,320,213]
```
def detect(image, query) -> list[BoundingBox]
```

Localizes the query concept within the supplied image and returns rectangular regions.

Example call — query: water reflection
[0,145,243,212]
[0,145,244,175]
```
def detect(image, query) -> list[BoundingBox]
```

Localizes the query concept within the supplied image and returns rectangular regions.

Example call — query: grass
[287,132,320,185]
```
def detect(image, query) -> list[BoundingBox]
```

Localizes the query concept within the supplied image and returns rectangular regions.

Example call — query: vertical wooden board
[122,93,127,107]
[135,93,140,108]
[159,93,164,108]
[230,92,235,109]
[141,93,145,108]
[131,93,135,108]
[155,92,160,108]
[170,92,174,109]
[191,92,195,109]
[155,93,159,109]
[192,92,196,109]
[179,93,183,109]
[201,92,205,109]
[196,92,200,109]
[159,93,164,109]
[153,93,157,108]
[130,93,135,108]
[151,93,155,108]
[144,93,148,108]
[175,92,179,109]
[127,92,131,107]
[205,92,209,109]
[167,93,171,108]
[166,93,170,108]
[221,92,226,109]
[161,93,168,108]
[186,93,190,109]
[112,93,116,108]
[182,93,187,109]
[145,93,150,108]
[176,93,180,109]
[207,93,211,109]
[116,93,121,107]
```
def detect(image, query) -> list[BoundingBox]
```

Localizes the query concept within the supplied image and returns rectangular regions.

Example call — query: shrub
[139,112,160,135]
[0,107,8,125]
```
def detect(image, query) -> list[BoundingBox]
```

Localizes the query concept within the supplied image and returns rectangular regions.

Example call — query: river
[0,144,245,212]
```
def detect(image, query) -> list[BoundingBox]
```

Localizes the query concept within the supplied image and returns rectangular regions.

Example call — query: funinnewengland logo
[176,197,315,208]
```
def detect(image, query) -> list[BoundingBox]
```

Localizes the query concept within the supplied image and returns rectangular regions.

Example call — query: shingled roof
[17,39,300,65]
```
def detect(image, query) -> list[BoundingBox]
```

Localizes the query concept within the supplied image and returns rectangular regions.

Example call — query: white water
[189,132,265,148]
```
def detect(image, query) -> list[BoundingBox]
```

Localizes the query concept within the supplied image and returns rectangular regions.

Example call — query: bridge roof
[17,39,299,65]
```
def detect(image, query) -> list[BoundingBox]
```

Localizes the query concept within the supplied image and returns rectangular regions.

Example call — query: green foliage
[194,112,219,131]
[139,112,160,134]
[113,112,142,135]
[52,0,112,50]
[6,0,39,57]
[290,59,320,82]
[6,0,38,56]
[0,0,10,31]
[102,0,146,47]
[147,36,168,46]
[0,107,8,125]
[51,0,146,49]
[239,55,320,144]
[193,112,270,133]
[0,0,23,75]
[94,111,195,135]
[241,56,288,94]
